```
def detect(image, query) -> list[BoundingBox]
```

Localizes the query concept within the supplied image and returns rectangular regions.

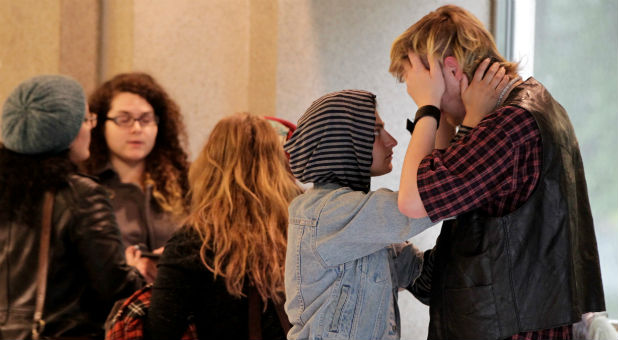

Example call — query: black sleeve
[70,176,144,301]
[144,228,204,340]
[391,242,424,289]
[407,248,434,305]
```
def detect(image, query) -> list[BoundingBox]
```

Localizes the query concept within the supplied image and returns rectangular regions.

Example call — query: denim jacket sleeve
[313,187,434,266]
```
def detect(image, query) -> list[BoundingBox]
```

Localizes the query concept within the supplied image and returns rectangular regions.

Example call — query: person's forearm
[435,114,456,150]
[399,116,436,218]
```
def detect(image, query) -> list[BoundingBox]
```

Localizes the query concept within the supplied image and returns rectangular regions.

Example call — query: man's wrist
[462,113,482,128]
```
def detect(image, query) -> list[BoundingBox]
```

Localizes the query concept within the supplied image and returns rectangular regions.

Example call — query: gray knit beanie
[2,75,86,154]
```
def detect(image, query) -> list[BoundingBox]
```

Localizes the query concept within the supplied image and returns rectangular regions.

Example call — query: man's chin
[442,110,464,126]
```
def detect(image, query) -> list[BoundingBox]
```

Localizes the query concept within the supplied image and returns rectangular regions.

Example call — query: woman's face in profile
[369,111,398,177]
[69,103,94,164]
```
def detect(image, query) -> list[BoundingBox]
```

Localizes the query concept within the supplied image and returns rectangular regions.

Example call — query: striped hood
[284,90,376,192]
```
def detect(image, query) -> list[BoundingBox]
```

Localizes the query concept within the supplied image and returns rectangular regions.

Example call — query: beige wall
[100,0,134,80]
[100,0,252,157]
[0,0,99,106]
[60,0,100,94]
[249,0,278,118]
[0,0,61,108]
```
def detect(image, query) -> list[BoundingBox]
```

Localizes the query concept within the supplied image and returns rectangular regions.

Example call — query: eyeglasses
[84,113,97,128]
[106,114,160,128]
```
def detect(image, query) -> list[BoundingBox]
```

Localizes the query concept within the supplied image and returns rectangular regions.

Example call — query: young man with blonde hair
[390,5,605,340]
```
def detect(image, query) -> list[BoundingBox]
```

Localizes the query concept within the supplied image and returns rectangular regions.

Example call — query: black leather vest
[427,78,606,340]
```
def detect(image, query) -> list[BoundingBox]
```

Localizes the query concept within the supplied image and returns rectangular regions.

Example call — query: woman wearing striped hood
[282,89,434,340]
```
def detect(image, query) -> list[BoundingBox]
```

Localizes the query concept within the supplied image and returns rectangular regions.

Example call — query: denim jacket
[285,183,434,340]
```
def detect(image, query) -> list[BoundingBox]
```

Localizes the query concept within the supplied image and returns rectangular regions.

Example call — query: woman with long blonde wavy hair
[144,113,302,340]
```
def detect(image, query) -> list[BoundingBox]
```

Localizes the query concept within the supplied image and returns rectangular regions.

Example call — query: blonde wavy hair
[186,113,302,304]
[389,5,519,82]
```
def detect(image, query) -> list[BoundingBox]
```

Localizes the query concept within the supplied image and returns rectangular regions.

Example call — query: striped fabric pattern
[284,90,376,192]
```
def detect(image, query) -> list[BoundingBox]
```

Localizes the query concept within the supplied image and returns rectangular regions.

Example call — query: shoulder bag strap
[248,287,292,339]
[32,191,54,340]
[248,286,262,340]
[274,301,292,336]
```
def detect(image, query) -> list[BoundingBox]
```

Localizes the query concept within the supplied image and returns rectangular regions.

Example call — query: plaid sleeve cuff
[451,125,473,143]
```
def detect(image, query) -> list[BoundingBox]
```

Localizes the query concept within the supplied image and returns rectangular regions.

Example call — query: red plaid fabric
[509,325,573,340]
[418,106,542,222]
[105,284,198,340]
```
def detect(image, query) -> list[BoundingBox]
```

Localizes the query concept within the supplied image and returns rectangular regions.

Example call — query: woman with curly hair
[85,73,189,282]
[0,75,144,339]
[144,113,303,340]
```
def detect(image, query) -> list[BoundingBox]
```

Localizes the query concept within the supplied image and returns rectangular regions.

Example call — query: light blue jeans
[285,183,434,340]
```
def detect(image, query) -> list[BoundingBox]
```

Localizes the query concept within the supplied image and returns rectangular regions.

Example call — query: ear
[443,56,464,81]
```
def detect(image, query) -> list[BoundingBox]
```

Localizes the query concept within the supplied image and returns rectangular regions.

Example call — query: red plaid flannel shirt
[105,284,198,340]
[418,106,572,340]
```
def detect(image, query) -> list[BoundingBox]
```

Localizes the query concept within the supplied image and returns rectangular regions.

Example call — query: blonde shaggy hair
[389,5,519,82]
[186,113,302,304]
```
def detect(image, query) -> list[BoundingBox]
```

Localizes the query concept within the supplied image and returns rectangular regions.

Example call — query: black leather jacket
[0,174,144,339]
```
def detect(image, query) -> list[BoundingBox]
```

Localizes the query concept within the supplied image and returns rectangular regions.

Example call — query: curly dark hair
[84,72,189,216]
[0,146,75,225]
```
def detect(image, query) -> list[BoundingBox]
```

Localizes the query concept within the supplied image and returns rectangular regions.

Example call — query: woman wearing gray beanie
[0,75,144,339]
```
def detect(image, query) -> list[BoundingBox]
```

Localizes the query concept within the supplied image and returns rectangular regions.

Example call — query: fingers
[483,62,501,84]
[404,50,445,108]
[406,51,442,76]
[427,53,442,78]
[490,66,507,89]
[407,51,425,72]
[125,245,135,256]
[473,58,491,82]
[460,74,469,96]
[473,58,508,89]
[124,245,140,267]
[145,259,158,283]
[135,258,158,283]
[495,72,511,95]
[125,245,139,258]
